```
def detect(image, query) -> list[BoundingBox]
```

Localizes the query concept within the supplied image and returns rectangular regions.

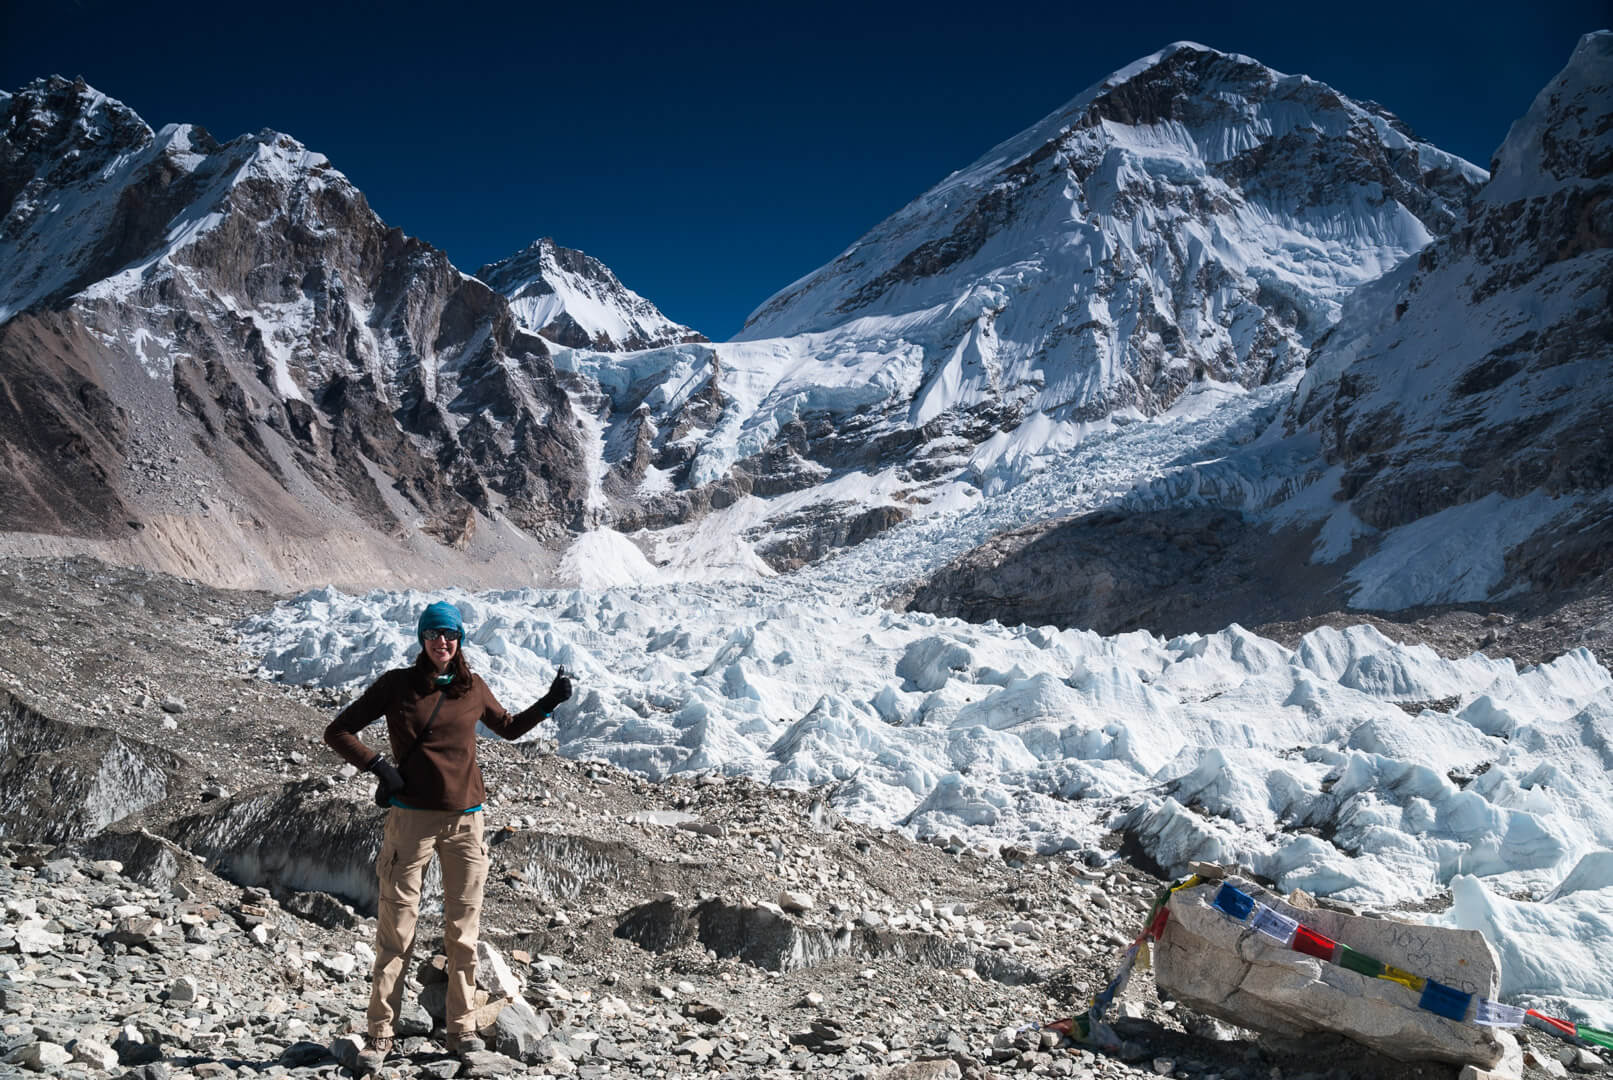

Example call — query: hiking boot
[444,1033,485,1056]
[355,1036,392,1074]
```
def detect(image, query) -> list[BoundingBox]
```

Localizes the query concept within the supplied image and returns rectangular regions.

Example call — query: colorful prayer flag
[1291,924,1336,961]
[1378,965,1427,992]
[1336,945,1385,977]
[1091,944,1139,1022]
[1529,1010,1579,1038]
[1577,1025,1613,1051]
[1212,883,1255,921]
[1250,903,1298,946]
[1419,979,1472,1022]
[1146,905,1170,940]
[1473,999,1525,1027]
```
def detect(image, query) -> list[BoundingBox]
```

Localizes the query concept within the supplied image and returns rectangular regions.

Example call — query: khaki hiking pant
[368,807,489,1039]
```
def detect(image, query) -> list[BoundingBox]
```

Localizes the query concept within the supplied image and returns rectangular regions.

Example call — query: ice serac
[1287,30,1613,602]
[478,237,706,352]
[0,76,589,588]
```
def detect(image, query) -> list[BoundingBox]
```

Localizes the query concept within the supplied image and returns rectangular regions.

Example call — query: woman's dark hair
[414,645,473,696]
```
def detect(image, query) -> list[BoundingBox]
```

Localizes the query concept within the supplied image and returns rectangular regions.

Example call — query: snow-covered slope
[909,33,1613,628]
[478,238,705,352]
[555,42,1483,567]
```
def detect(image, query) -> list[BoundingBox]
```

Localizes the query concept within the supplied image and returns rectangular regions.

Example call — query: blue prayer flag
[1212,883,1255,921]
[1419,979,1473,1022]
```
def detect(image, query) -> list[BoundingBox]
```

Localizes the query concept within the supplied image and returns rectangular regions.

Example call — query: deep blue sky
[3,2,1603,339]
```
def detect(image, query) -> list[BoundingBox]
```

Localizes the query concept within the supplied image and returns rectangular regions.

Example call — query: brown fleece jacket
[324,668,548,811]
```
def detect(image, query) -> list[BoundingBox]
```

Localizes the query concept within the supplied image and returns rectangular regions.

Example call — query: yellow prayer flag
[1378,965,1427,992]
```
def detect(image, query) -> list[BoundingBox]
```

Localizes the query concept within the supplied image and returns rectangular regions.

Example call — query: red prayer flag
[1528,1010,1578,1037]
[1147,905,1171,940]
[1291,924,1336,961]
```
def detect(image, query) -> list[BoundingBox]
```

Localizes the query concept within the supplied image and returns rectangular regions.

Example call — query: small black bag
[375,690,446,807]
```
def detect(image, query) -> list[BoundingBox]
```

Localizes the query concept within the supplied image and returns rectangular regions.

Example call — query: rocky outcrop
[905,509,1339,636]
[1156,876,1507,1068]
[0,691,187,844]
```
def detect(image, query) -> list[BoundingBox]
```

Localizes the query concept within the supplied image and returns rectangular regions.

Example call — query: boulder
[69,1039,119,1070]
[6,1042,72,1070]
[490,998,552,1062]
[1154,876,1505,1067]
[1461,1032,1524,1080]
[14,920,62,954]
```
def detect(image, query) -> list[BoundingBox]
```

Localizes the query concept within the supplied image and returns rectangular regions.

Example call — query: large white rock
[70,1039,119,1071]
[476,940,523,1000]
[14,920,62,955]
[6,1042,71,1070]
[1154,877,1505,1067]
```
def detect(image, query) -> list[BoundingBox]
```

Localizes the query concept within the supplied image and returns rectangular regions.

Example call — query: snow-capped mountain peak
[478,237,705,352]
[546,41,1486,567]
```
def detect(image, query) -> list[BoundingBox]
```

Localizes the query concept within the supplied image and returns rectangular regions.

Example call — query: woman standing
[323,601,571,1070]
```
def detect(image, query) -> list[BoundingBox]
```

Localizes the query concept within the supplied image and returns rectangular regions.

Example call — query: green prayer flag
[1337,945,1385,977]
[1577,1025,1613,1051]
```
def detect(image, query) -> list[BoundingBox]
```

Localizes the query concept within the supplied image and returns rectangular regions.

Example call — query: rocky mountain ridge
[0,76,589,590]
[4,40,1494,595]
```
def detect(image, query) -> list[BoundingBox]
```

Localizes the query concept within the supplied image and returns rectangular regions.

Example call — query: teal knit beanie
[417,601,465,646]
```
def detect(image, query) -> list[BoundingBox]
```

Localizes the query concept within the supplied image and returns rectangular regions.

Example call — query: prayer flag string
[1046,878,1596,1055]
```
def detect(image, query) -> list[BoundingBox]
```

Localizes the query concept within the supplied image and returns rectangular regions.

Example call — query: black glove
[369,755,405,794]
[535,666,573,715]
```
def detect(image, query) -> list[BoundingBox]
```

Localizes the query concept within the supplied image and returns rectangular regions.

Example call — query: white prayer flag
[1474,999,1526,1027]
[1250,903,1298,946]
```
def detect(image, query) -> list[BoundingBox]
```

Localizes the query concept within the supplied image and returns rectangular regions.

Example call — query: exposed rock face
[0,691,188,844]
[904,509,1336,637]
[1287,30,1613,597]
[0,77,587,588]
[479,238,706,352]
[1156,877,1506,1067]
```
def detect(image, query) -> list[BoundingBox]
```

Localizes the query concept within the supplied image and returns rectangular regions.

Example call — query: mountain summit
[738,41,1481,426]
[908,33,1613,633]
[478,238,706,352]
[0,76,588,586]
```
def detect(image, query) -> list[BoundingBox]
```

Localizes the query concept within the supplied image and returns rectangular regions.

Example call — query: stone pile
[5,839,1599,1080]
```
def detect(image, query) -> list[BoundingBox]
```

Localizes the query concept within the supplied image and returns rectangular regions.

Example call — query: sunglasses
[421,629,462,643]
